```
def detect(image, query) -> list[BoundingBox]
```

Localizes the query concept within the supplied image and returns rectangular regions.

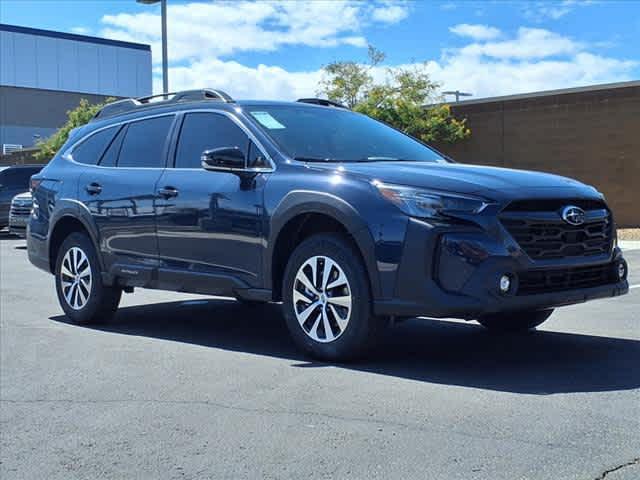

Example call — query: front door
[155,111,268,294]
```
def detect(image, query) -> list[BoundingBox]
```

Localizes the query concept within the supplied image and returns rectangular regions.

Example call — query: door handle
[158,186,179,198]
[85,182,102,195]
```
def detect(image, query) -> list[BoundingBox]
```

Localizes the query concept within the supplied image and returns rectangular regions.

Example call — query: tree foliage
[34,97,115,162]
[318,47,470,144]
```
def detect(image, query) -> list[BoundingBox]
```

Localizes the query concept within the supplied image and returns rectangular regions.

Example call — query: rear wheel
[477,309,554,333]
[55,232,121,324]
[282,234,385,362]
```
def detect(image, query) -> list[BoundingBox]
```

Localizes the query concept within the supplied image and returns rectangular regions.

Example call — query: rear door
[77,114,176,281]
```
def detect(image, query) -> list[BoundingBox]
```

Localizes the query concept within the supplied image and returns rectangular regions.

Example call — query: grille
[500,201,613,260]
[10,205,31,217]
[503,198,607,212]
[517,263,617,295]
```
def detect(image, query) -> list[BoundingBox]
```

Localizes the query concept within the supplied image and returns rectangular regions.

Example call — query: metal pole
[161,0,168,94]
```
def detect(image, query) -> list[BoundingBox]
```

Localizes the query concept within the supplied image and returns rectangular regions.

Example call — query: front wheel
[477,309,554,333]
[55,232,121,324]
[282,234,385,362]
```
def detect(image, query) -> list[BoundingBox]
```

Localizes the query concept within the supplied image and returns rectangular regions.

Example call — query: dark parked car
[9,191,32,238]
[27,89,628,360]
[0,164,42,230]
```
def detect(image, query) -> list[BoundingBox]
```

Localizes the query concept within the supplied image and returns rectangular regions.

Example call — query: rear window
[72,126,119,165]
[118,116,174,168]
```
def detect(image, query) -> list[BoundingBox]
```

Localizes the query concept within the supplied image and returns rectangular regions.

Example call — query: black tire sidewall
[282,234,378,361]
[55,232,120,324]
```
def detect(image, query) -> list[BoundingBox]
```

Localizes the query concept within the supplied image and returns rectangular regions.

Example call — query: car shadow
[50,298,640,395]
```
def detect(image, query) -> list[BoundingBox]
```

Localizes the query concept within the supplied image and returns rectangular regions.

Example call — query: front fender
[265,189,382,298]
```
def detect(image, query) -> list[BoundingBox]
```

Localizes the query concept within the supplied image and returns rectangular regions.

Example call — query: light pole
[137,0,168,94]
[443,90,473,102]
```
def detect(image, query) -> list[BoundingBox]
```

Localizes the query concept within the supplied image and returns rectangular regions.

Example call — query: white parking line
[630,284,640,289]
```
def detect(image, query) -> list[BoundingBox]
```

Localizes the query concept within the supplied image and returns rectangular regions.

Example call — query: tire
[282,233,385,362]
[55,232,121,325]
[477,309,554,333]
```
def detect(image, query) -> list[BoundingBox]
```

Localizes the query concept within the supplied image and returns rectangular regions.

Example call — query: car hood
[307,161,601,201]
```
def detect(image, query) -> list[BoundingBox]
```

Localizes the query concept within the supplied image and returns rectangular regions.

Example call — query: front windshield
[246,105,446,163]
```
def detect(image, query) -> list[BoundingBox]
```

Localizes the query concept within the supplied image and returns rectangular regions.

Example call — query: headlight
[374,182,490,220]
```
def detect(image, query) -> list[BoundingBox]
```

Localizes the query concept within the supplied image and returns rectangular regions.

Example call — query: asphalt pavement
[1,233,638,479]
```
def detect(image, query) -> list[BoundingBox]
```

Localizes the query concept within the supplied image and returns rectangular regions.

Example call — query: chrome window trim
[174,109,275,172]
[64,112,177,169]
[63,108,276,172]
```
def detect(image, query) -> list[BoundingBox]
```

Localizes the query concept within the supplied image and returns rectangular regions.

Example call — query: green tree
[34,97,115,162]
[318,48,470,144]
[317,46,385,109]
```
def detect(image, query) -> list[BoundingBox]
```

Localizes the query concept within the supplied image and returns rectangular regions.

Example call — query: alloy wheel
[293,255,352,343]
[60,247,92,310]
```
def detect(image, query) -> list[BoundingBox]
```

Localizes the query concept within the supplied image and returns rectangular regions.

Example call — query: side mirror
[201,147,246,172]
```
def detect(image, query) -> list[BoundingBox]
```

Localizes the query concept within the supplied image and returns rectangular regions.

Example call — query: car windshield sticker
[250,111,286,129]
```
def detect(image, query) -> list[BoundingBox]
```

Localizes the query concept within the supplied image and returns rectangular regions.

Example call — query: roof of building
[447,80,640,106]
[0,23,150,51]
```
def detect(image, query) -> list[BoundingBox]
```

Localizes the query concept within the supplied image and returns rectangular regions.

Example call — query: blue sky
[1,0,639,100]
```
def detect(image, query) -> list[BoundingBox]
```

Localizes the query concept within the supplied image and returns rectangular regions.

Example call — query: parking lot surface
[1,234,639,479]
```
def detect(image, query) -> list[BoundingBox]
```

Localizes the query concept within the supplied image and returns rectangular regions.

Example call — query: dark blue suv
[27,89,629,360]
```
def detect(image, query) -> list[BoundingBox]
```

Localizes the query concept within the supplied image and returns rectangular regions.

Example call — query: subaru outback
[27,89,629,360]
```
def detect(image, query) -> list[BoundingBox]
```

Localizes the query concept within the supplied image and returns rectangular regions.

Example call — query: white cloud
[522,0,595,22]
[371,2,410,24]
[101,1,410,63]
[164,52,636,102]
[98,1,636,102]
[71,26,90,35]
[457,27,582,59]
[161,58,323,101]
[449,23,501,41]
[423,52,636,99]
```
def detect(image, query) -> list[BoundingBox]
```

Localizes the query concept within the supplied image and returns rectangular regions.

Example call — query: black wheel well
[48,217,91,272]
[271,213,363,301]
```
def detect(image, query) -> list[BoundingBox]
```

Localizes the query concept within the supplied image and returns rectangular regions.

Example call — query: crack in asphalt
[1,397,571,450]
[594,457,639,480]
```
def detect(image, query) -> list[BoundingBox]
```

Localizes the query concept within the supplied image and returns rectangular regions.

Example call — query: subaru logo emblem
[561,205,586,226]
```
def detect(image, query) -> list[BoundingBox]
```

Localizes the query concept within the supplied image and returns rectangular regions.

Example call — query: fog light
[617,262,627,280]
[499,274,511,294]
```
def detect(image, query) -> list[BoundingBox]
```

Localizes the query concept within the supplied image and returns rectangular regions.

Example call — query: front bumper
[9,225,26,238]
[9,215,29,237]
[373,218,629,319]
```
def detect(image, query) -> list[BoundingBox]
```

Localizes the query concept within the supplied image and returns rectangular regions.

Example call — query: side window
[71,126,119,165]
[99,125,126,167]
[118,116,174,168]
[247,141,269,169]
[175,112,249,169]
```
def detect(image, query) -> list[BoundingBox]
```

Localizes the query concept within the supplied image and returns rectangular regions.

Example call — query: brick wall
[434,83,640,227]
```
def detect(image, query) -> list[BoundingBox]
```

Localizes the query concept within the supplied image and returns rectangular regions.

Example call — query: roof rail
[93,88,234,121]
[296,98,348,109]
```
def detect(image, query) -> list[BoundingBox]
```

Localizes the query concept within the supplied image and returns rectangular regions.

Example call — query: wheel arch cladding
[267,193,381,301]
[48,215,99,273]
